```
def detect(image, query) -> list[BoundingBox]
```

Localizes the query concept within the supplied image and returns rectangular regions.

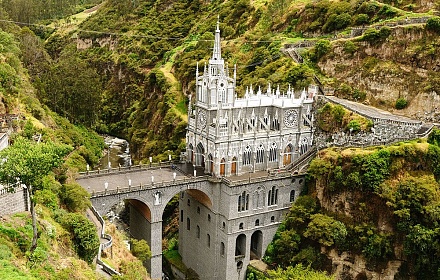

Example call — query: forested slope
[1,0,440,278]
[263,130,440,279]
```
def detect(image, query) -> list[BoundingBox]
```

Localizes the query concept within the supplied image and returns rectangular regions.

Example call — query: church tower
[195,17,235,107]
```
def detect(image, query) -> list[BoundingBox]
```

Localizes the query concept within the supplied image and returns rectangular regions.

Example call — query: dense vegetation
[0,0,439,278]
[317,102,373,133]
[264,129,440,279]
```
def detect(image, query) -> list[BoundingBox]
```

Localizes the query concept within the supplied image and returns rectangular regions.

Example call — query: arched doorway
[231,156,237,175]
[196,142,205,168]
[235,234,246,257]
[283,144,293,165]
[220,158,226,176]
[250,230,263,259]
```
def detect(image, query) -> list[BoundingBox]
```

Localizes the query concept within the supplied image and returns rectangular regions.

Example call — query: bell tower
[195,17,235,108]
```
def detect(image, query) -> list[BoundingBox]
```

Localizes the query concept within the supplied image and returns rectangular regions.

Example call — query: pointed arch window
[269,142,278,162]
[290,190,296,202]
[243,145,252,165]
[238,191,249,212]
[256,144,264,164]
[268,186,278,206]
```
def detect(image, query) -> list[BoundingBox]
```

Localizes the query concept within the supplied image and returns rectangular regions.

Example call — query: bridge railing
[89,206,120,276]
[91,175,211,197]
[79,162,178,178]
[220,172,292,187]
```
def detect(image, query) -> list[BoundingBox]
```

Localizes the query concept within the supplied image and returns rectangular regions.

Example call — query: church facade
[179,22,316,280]
[186,23,317,177]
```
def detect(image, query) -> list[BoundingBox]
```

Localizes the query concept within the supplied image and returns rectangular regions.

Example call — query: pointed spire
[250,84,254,95]
[267,83,271,95]
[196,62,199,77]
[212,15,222,60]
[257,86,261,96]
[204,62,207,75]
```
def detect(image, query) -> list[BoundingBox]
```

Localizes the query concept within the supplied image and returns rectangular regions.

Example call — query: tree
[395,97,408,109]
[130,238,151,263]
[60,183,91,213]
[304,214,347,247]
[0,137,72,250]
[57,211,100,264]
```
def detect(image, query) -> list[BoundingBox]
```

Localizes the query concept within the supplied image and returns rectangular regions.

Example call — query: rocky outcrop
[77,36,118,51]
[319,25,440,123]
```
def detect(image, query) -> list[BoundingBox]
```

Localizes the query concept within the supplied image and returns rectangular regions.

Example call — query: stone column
[149,220,163,280]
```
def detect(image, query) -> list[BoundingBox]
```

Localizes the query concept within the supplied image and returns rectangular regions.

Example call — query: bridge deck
[77,166,188,193]
[76,163,289,194]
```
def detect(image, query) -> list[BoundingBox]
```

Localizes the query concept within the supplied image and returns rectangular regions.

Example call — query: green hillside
[0,0,440,278]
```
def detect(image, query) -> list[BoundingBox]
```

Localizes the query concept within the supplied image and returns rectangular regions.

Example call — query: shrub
[304,214,347,247]
[130,238,151,262]
[353,13,369,26]
[343,40,357,55]
[395,97,408,109]
[314,39,331,59]
[57,212,99,263]
[426,17,440,34]
[361,27,391,43]
[60,183,91,213]
[347,120,361,133]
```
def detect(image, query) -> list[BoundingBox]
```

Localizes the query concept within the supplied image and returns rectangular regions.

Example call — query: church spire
[212,15,221,60]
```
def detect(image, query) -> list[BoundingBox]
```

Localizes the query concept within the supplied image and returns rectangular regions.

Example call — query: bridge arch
[96,194,153,218]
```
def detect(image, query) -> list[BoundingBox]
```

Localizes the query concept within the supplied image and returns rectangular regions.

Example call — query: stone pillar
[149,221,162,280]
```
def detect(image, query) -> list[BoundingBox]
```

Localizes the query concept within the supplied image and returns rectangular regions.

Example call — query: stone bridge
[77,164,214,280]
[76,163,307,280]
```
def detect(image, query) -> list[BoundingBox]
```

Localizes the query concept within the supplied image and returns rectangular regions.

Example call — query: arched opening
[231,156,237,175]
[220,158,226,176]
[283,144,293,165]
[207,153,213,174]
[188,143,194,164]
[161,187,214,280]
[250,230,263,260]
[196,142,205,168]
[186,189,213,210]
[235,234,246,257]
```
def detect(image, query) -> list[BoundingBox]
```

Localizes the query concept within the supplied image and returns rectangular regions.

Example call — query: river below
[97,136,132,170]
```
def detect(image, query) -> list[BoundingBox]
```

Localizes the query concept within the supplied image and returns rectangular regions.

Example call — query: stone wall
[0,187,28,217]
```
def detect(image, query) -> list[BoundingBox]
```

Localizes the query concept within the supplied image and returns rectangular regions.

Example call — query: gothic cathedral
[178,21,316,280]
[186,21,317,177]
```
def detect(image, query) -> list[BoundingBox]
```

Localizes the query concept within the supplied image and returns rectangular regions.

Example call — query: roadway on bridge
[77,166,188,193]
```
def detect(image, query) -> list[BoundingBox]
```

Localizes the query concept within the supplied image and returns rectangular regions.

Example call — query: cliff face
[314,180,404,280]
[319,25,440,122]
[304,139,440,280]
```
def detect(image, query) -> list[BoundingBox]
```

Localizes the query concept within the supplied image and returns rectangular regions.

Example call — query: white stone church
[186,21,317,177]
[177,21,316,280]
